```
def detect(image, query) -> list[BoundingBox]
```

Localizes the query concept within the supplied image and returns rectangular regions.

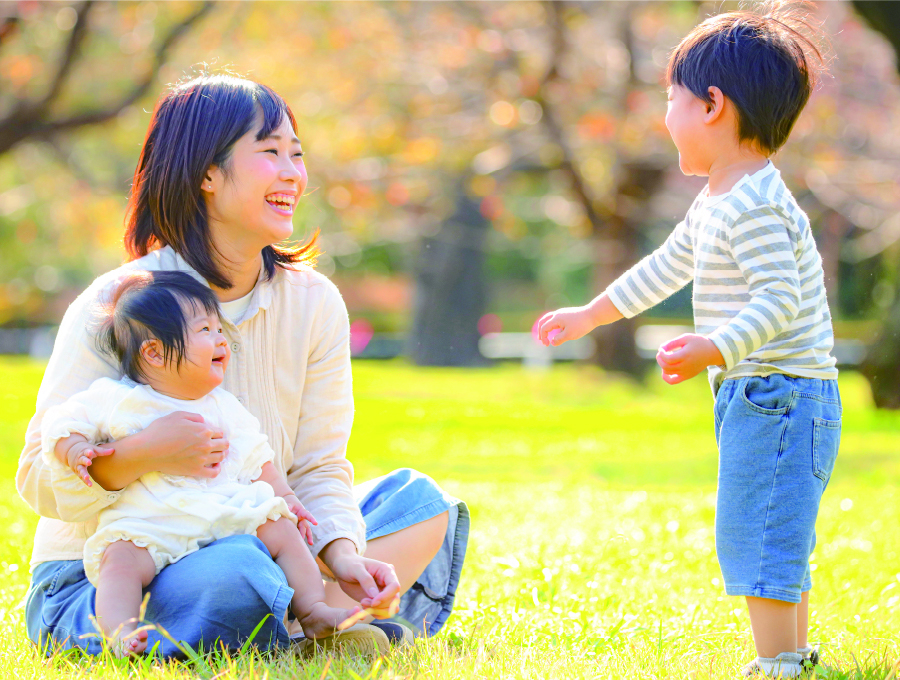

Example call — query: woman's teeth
[266,194,295,212]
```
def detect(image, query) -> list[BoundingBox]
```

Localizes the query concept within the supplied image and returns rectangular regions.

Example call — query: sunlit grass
[1,357,898,678]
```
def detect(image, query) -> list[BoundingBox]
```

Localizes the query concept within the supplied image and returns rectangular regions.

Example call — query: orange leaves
[577,113,616,141]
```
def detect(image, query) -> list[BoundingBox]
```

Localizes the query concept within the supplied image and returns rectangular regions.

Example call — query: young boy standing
[538,5,838,677]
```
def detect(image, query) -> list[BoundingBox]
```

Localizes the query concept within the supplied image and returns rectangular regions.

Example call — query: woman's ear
[201,165,222,195]
[140,339,166,368]
[704,86,727,124]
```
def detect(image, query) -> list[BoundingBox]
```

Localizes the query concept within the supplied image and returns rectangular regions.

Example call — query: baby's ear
[140,339,166,368]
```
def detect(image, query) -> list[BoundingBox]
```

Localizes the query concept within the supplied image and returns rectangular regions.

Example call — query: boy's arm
[706,205,802,369]
[539,217,695,345]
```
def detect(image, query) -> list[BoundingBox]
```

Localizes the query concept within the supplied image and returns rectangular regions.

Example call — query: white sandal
[741,652,806,678]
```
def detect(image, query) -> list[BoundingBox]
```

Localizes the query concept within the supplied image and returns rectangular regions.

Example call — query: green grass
[1,357,898,678]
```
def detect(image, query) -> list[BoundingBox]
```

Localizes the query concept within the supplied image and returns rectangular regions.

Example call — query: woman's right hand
[137,411,229,478]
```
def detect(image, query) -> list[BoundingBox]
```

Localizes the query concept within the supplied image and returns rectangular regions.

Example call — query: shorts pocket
[812,417,841,483]
[740,377,792,415]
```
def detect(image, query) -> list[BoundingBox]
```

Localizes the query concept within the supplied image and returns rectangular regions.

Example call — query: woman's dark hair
[124,72,318,289]
[666,1,826,155]
[97,270,220,383]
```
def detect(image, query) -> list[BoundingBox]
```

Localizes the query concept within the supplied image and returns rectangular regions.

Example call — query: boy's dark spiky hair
[96,270,220,383]
[666,1,827,155]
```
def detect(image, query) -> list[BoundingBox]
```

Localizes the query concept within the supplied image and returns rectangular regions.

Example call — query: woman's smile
[265,192,296,216]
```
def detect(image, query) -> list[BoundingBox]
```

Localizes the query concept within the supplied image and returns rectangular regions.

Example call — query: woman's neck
[209,239,263,302]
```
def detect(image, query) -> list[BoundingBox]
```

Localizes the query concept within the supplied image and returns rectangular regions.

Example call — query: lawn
[0,357,897,678]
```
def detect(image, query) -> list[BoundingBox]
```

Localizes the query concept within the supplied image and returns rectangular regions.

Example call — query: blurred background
[1,0,899,405]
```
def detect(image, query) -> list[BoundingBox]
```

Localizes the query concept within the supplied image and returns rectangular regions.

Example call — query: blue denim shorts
[25,468,468,657]
[713,374,841,603]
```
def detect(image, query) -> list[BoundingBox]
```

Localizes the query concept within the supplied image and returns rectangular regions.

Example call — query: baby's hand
[65,441,114,486]
[536,306,596,346]
[656,333,725,384]
[284,494,317,546]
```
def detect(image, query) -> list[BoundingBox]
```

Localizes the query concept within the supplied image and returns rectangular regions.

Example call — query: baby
[41,270,358,655]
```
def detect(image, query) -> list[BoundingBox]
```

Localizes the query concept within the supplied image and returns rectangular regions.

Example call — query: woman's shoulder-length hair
[124,73,318,290]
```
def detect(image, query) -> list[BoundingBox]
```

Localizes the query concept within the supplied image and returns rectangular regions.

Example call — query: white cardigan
[17,246,365,567]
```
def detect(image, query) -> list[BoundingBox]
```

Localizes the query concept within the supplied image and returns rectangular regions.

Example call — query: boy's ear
[140,339,166,368]
[704,86,727,124]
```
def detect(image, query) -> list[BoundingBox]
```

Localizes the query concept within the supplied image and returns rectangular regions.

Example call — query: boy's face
[665,84,711,176]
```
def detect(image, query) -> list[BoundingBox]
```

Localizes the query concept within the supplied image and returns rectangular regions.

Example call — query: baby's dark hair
[666,0,827,155]
[97,270,220,383]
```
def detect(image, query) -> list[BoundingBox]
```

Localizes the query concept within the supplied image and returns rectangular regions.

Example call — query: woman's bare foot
[112,626,148,657]
[298,603,362,639]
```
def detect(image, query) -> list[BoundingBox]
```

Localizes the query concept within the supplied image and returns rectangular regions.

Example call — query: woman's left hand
[328,548,401,612]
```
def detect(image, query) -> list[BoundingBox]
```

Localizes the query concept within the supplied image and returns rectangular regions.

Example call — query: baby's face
[171,307,230,396]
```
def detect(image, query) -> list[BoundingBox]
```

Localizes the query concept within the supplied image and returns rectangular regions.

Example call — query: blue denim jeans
[713,375,841,603]
[25,468,468,657]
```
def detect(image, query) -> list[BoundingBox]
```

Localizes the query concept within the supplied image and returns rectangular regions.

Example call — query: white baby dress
[40,377,294,585]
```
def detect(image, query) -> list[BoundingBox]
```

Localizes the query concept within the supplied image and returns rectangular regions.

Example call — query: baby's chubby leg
[256,517,359,639]
[95,540,157,655]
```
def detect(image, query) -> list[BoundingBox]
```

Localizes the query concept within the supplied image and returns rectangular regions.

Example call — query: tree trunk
[591,160,667,375]
[850,0,900,407]
[407,189,490,366]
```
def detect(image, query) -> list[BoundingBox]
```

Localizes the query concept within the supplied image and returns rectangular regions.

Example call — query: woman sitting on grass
[17,73,468,658]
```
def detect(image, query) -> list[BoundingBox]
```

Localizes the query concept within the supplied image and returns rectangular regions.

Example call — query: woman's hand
[88,411,229,491]
[322,539,401,612]
[138,411,229,478]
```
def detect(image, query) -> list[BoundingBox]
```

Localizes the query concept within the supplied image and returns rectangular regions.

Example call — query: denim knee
[143,534,292,655]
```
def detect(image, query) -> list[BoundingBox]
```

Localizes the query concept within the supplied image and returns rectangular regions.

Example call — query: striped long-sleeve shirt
[606,162,838,390]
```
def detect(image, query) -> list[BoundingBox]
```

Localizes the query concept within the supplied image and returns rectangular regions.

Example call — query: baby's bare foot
[299,603,361,639]
[113,628,148,657]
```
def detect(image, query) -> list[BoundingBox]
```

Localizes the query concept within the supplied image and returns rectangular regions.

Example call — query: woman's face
[204,110,308,257]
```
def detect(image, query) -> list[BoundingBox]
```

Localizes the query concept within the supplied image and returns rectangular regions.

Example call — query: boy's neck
[706,150,770,197]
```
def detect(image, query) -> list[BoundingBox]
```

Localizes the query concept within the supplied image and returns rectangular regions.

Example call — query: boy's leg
[745,596,797,659]
[256,518,358,639]
[797,590,809,649]
[95,540,157,654]
[715,376,832,672]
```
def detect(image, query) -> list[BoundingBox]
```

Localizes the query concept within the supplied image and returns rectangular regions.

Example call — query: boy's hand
[656,334,725,384]
[537,306,595,346]
[65,441,114,487]
[284,494,317,546]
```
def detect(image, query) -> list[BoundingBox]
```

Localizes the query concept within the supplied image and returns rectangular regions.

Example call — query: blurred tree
[407,182,489,366]
[1,0,899,389]
[0,1,213,156]
[848,0,900,408]
[0,0,213,325]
